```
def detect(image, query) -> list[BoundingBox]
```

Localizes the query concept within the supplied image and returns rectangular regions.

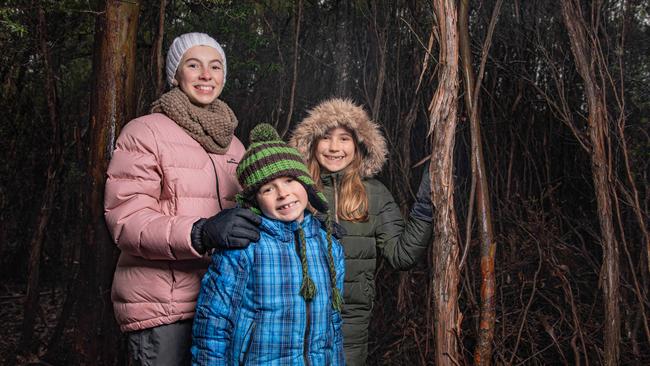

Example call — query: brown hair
[309,134,369,222]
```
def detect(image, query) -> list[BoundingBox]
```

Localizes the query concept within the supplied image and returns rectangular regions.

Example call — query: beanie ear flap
[235,193,262,215]
[305,186,328,213]
[296,176,329,214]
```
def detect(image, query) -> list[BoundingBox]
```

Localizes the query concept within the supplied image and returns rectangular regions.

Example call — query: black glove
[410,163,433,221]
[191,208,262,254]
[314,212,347,240]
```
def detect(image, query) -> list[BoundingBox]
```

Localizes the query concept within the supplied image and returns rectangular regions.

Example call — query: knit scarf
[151,87,238,154]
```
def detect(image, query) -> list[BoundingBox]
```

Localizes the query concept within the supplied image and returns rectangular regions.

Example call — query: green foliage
[0,7,28,37]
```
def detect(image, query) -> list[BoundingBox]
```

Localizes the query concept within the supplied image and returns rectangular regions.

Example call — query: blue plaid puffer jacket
[191,212,345,365]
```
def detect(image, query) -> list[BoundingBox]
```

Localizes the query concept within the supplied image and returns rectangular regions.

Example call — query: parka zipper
[294,231,311,366]
[332,174,339,224]
[208,153,223,211]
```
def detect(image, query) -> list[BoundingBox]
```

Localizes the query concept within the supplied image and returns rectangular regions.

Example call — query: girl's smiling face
[174,45,224,106]
[315,127,356,173]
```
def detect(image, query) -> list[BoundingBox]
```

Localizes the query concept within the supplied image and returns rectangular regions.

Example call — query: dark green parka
[290,98,432,366]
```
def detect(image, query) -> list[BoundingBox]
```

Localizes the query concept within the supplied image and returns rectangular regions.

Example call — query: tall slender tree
[17,4,63,358]
[75,1,140,364]
[561,1,620,364]
[428,0,462,364]
[458,0,503,364]
[150,0,168,99]
[333,0,352,97]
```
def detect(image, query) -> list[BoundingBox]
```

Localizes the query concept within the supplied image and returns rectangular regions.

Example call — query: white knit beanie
[166,32,227,86]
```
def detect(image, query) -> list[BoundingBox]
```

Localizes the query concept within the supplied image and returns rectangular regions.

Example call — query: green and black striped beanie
[236,123,328,214]
[235,123,342,312]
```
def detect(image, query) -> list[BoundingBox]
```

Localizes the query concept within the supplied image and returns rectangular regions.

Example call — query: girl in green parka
[289,98,434,366]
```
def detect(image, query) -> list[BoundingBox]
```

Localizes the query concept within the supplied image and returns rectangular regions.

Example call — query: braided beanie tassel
[326,215,343,312]
[298,227,316,301]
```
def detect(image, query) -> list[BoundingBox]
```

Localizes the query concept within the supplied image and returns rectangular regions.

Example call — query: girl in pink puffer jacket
[104,32,260,365]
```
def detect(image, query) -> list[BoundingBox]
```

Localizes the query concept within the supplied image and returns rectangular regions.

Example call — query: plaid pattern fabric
[191,213,345,365]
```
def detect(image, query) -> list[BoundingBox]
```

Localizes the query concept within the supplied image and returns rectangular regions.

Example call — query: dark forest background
[0,0,648,365]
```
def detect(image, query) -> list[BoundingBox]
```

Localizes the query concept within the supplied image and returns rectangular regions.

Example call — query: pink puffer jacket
[104,113,244,332]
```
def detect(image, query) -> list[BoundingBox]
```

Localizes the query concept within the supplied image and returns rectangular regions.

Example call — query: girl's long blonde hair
[309,134,369,222]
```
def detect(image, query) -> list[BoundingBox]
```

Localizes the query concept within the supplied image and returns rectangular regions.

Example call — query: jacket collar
[259,212,319,242]
[319,172,343,187]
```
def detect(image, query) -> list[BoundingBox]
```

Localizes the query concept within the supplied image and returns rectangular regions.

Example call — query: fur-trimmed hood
[289,98,387,178]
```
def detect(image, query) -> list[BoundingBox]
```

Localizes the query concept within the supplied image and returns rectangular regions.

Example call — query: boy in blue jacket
[191,124,345,365]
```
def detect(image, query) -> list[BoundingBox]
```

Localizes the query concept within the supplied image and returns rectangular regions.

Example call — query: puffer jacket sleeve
[373,181,433,270]
[332,239,346,365]
[192,248,252,365]
[104,119,201,260]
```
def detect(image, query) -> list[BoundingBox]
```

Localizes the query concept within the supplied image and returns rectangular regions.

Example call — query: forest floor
[0,282,67,365]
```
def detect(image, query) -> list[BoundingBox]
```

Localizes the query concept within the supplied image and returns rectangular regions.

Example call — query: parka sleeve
[104,119,202,260]
[191,248,251,365]
[374,182,433,270]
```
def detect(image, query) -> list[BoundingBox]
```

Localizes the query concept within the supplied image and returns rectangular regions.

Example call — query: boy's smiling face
[256,176,308,222]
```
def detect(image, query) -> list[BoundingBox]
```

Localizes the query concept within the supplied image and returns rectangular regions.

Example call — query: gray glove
[410,163,433,221]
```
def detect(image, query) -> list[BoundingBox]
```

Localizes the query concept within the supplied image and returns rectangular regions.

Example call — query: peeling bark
[428,0,462,364]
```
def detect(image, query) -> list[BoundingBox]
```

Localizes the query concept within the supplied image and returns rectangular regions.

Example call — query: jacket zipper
[240,321,256,366]
[295,231,311,366]
[332,174,339,224]
[208,154,223,211]
[168,264,176,312]
[304,299,311,366]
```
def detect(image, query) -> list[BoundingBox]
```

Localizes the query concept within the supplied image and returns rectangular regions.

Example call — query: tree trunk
[459,0,502,364]
[369,2,387,121]
[561,1,620,364]
[75,1,139,364]
[278,0,302,138]
[428,0,462,364]
[18,5,63,356]
[333,0,352,97]
[151,0,167,98]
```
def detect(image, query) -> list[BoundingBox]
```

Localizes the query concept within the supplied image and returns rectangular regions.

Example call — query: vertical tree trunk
[369,2,387,121]
[151,0,167,98]
[75,1,139,364]
[18,5,63,356]
[278,0,302,138]
[428,0,462,364]
[458,0,502,364]
[333,1,352,97]
[561,1,620,364]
